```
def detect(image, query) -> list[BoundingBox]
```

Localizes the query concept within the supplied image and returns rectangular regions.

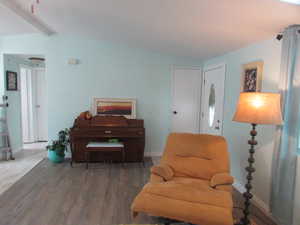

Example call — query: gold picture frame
[93,98,136,119]
[241,61,263,92]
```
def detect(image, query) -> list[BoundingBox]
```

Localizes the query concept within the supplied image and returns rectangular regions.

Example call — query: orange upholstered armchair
[131,133,234,225]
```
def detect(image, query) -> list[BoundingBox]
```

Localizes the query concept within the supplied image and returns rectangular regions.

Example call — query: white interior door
[201,64,226,135]
[34,68,48,141]
[172,67,202,133]
[20,67,35,143]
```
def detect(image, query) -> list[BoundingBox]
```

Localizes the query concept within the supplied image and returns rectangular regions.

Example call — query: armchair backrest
[160,133,230,180]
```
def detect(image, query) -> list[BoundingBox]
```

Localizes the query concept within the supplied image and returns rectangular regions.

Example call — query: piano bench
[85,142,125,169]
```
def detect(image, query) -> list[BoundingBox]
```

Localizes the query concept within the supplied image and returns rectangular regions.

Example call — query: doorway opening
[3,54,48,152]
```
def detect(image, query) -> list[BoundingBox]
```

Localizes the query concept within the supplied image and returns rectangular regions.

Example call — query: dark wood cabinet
[69,116,145,162]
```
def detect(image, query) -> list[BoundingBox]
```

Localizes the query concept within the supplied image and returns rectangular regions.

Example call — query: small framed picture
[93,98,136,119]
[241,61,263,92]
[6,71,18,91]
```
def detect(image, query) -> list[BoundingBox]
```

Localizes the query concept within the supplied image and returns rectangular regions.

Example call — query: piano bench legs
[85,150,124,169]
[85,151,89,169]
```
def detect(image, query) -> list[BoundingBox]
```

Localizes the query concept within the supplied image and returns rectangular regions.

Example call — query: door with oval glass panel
[200,64,226,135]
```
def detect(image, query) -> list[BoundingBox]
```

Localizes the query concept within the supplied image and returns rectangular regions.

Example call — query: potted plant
[47,129,70,163]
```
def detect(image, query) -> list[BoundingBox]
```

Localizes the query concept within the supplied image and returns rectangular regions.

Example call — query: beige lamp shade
[233,92,283,125]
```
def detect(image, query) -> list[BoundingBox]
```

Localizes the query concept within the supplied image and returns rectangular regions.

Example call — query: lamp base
[235,123,257,225]
[235,221,257,225]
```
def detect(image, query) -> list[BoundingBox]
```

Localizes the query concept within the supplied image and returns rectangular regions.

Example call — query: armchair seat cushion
[171,176,211,190]
[132,180,233,225]
[143,181,233,208]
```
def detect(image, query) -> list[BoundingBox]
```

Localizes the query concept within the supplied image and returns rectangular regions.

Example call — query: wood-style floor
[0,159,277,225]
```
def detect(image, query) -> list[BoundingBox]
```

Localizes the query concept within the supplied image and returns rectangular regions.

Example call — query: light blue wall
[203,39,282,208]
[0,34,200,155]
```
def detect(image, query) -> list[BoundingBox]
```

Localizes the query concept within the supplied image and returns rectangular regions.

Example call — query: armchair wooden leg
[160,217,196,225]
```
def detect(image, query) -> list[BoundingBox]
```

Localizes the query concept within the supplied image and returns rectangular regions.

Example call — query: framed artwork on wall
[93,98,136,119]
[241,61,264,92]
[6,71,18,91]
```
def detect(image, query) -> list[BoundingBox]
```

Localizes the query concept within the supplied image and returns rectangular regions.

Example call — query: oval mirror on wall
[208,84,216,127]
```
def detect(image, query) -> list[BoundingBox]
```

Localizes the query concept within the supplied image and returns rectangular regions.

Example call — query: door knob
[173,111,177,115]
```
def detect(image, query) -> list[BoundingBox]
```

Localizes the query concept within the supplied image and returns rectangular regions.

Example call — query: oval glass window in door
[208,84,216,127]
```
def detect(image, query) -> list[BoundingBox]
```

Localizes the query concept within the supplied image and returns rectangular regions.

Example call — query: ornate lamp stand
[235,124,257,225]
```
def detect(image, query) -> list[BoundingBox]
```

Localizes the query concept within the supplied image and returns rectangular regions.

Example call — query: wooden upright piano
[70,116,145,163]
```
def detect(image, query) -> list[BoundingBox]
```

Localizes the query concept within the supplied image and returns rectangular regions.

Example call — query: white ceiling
[0,4,37,35]
[2,0,300,60]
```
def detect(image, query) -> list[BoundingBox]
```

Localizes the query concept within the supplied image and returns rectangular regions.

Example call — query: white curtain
[271,25,300,225]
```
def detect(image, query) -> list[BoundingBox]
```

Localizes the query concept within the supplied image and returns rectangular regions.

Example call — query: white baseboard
[144,152,162,157]
[233,180,276,222]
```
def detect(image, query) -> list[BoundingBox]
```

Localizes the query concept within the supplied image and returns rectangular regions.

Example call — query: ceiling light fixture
[280,0,300,5]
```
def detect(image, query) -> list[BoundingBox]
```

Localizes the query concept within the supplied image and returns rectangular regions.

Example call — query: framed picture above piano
[93,98,136,119]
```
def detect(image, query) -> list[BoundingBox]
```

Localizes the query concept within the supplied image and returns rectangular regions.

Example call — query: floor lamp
[232,92,283,225]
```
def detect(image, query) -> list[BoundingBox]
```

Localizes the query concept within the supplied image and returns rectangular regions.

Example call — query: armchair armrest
[210,173,234,188]
[150,174,164,183]
[151,164,174,181]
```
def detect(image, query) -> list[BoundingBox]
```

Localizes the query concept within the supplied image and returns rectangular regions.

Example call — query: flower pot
[47,150,65,163]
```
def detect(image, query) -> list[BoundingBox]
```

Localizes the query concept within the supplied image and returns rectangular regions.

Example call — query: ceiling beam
[0,0,55,35]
